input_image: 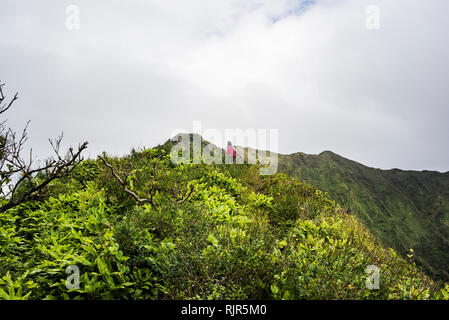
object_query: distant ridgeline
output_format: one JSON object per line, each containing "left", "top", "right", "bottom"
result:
{"left": 278, "top": 150, "right": 449, "bottom": 280}
{"left": 166, "top": 134, "right": 449, "bottom": 280}
{"left": 164, "top": 133, "right": 278, "bottom": 174}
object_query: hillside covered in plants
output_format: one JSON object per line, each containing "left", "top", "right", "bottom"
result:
{"left": 278, "top": 151, "right": 449, "bottom": 280}
{"left": 1, "top": 138, "right": 448, "bottom": 300}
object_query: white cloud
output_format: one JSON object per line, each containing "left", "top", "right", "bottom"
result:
{"left": 0, "top": 0, "right": 448, "bottom": 171}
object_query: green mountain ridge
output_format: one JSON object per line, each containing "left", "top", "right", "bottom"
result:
{"left": 2, "top": 133, "right": 448, "bottom": 299}
{"left": 165, "top": 134, "right": 449, "bottom": 279}
{"left": 277, "top": 149, "right": 449, "bottom": 280}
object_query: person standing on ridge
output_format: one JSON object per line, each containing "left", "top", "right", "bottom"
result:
{"left": 226, "top": 141, "right": 236, "bottom": 164}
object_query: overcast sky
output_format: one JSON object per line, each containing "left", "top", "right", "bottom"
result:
{"left": 1, "top": 0, "right": 448, "bottom": 172}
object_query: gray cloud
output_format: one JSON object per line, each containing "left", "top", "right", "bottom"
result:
{"left": 0, "top": 0, "right": 448, "bottom": 171}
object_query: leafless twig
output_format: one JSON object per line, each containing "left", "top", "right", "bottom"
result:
{"left": 98, "top": 155, "right": 153, "bottom": 205}
{"left": 177, "top": 184, "right": 195, "bottom": 204}
{"left": 98, "top": 152, "right": 195, "bottom": 207}
{"left": 0, "top": 81, "right": 88, "bottom": 213}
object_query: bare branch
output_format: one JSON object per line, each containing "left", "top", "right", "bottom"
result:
{"left": 98, "top": 152, "right": 193, "bottom": 208}
{"left": 0, "top": 141, "right": 88, "bottom": 213}
{"left": 0, "top": 81, "right": 18, "bottom": 115}
{"left": 177, "top": 185, "right": 195, "bottom": 204}
{"left": 0, "top": 82, "right": 88, "bottom": 213}
{"left": 98, "top": 155, "right": 153, "bottom": 205}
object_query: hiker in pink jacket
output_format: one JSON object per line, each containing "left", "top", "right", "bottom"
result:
{"left": 226, "top": 141, "right": 236, "bottom": 164}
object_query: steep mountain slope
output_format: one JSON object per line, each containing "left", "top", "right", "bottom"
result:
{"left": 1, "top": 135, "right": 445, "bottom": 299}
{"left": 278, "top": 150, "right": 449, "bottom": 280}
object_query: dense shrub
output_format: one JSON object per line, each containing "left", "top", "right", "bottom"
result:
{"left": 0, "top": 146, "right": 445, "bottom": 299}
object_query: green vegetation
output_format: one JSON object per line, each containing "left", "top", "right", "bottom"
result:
{"left": 278, "top": 150, "right": 449, "bottom": 280}
{"left": 1, "top": 138, "right": 447, "bottom": 300}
